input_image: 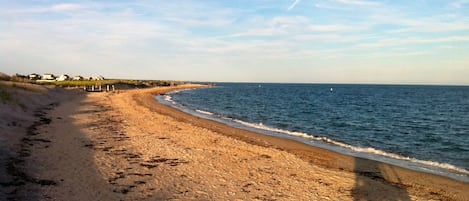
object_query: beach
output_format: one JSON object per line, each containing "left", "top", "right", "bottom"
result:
{"left": 1, "top": 83, "right": 468, "bottom": 200}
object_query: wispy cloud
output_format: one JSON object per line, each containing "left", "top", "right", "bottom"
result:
{"left": 314, "top": 0, "right": 382, "bottom": 10}
{"left": 449, "top": 0, "right": 469, "bottom": 8}
{"left": 0, "top": 0, "right": 468, "bottom": 84}
{"left": 50, "top": 3, "right": 82, "bottom": 12}
{"left": 308, "top": 24, "right": 363, "bottom": 32}
{"left": 335, "top": 0, "right": 381, "bottom": 6}
{"left": 354, "top": 36, "right": 469, "bottom": 49}
{"left": 287, "top": 0, "right": 302, "bottom": 11}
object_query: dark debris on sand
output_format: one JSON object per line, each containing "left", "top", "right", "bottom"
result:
{"left": 2, "top": 103, "right": 59, "bottom": 200}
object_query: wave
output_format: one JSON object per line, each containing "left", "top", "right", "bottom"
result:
{"left": 232, "top": 119, "right": 469, "bottom": 175}
{"left": 196, "top": 109, "right": 214, "bottom": 116}
{"left": 157, "top": 91, "right": 469, "bottom": 177}
{"left": 163, "top": 95, "right": 176, "bottom": 105}
{"left": 163, "top": 88, "right": 198, "bottom": 105}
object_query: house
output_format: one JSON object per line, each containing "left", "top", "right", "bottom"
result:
{"left": 93, "top": 75, "right": 105, "bottom": 80}
{"left": 42, "top": 73, "right": 55, "bottom": 80}
{"left": 28, "top": 73, "right": 41, "bottom": 80}
{"left": 56, "top": 74, "right": 70, "bottom": 81}
{"left": 72, "top": 75, "right": 84, "bottom": 81}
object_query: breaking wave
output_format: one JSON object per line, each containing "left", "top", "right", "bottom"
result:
{"left": 232, "top": 119, "right": 469, "bottom": 175}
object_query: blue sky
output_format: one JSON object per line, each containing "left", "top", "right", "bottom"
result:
{"left": 1, "top": 0, "right": 468, "bottom": 84}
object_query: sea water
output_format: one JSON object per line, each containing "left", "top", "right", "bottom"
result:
{"left": 157, "top": 83, "right": 469, "bottom": 182}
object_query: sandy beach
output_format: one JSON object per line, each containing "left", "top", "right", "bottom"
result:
{"left": 1, "top": 82, "right": 468, "bottom": 201}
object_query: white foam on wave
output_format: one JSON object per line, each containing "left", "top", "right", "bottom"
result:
{"left": 163, "top": 95, "right": 176, "bottom": 105}
{"left": 157, "top": 89, "right": 469, "bottom": 177}
{"left": 196, "top": 109, "right": 214, "bottom": 116}
{"left": 163, "top": 88, "right": 197, "bottom": 105}
{"left": 232, "top": 119, "right": 469, "bottom": 175}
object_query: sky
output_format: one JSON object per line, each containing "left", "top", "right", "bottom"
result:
{"left": 1, "top": 0, "right": 468, "bottom": 84}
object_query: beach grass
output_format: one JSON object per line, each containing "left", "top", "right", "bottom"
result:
{"left": 41, "top": 79, "right": 183, "bottom": 88}
{"left": 0, "top": 84, "right": 26, "bottom": 109}
{"left": 11, "top": 82, "right": 44, "bottom": 93}
{"left": 49, "top": 80, "right": 120, "bottom": 87}
{"left": 0, "top": 85, "right": 12, "bottom": 103}
{"left": 0, "top": 72, "right": 184, "bottom": 88}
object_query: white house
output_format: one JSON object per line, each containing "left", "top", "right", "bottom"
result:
{"left": 42, "top": 74, "right": 55, "bottom": 80}
{"left": 56, "top": 74, "right": 70, "bottom": 81}
{"left": 28, "top": 73, "right": 41, "bottom": 80}
{"left": 93, "top": 75, "right": 105, "bottom": 80}
{"left": 72, "top": 75, "right": 84, "bottom": 81}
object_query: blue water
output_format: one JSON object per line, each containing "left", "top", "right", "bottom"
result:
{"left": 158, "top": 83, "right": 469, "bottom": 181}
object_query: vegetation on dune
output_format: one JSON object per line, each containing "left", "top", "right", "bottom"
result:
{"left": 48, "top": 80, "right": 119, "bottom": 87}
{"left": 11, "top": 82, "right": 42, "bottom": 93}
{"left": 0, "top": 83, "right": 29, "bottom": 109}
{"left": 0, "top": 72, "right": 185, "bottom": 90}
{"left": 0, "top": 72, "right": 11, "bottom": 81}
{"left": 0, "top": 85, "right": 12, "bottom": 103}
{"left": 47, "top": 79, "right": 184, "bottom": 88}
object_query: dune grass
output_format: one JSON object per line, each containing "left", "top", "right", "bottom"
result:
{"left": 0, "top": 85, "right": 12, "bottom": 103}
{"left": 2, "top": 74, "right": 185, "bottom": 91}
{"left": 47, "top": 79, "right": 182, "bottom": 88}
{"left": 0, "top": 83, "right": 29, "bottom": 109}
{"left": 49, "top": 80, "right": 119, "bottom": 87}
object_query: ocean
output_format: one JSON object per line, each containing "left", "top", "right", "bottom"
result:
{"left": 156, "top": 83, "right": 469, "bottom": 182}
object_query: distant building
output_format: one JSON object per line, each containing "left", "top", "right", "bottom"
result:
{"left": 93, "top": 75, "right": 105, "bottom": 80}
{"left": 56, "top": 74, "right": 70, "bottom": 81}
{"left": 72, "top": 75, "right": 84, "bottom": 81}
{"left": 42, "top": 73, "right": 55, "bottom": 80}
{"left": 28, "top": 73, "right": 41, "bottom": 80}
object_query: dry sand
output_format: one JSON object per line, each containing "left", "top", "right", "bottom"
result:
{"left": 1, "top": 83, "right": 468, "bottom": 201}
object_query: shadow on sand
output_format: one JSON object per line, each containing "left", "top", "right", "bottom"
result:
{"left": 352, "top": 157, "right": 411, "bottom": 201}
{"left": 1, "top": 101, "right": 61, "bottom": 200}
{"left": 1, "top": 90, "right": 178, "bottom": 200}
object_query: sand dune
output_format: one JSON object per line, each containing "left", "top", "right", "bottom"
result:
{"left": 1, "top": 83, "right": 467, "bottom": 200}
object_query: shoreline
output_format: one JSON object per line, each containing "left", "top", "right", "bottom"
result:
{"left": 157, "top": 92, "right": 469, "bottom": 183}
{"left": 136, "top": 85, "right": 469, "bottom": 199}
{"left": 2, "top": 83, "right": 468, "bottom": 200}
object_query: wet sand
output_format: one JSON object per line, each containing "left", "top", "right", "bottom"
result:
{"left": 1, "top": 83, "right": 468, "bottom": 200}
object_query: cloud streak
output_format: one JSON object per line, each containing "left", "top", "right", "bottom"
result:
{"left": 50, "top": 3, "right": 82, "bottom": 12}
{"left": 288, "top": 0, "right": 301, "bottom": 10}
{"left": 335, "top": 0, "right": 380, "bottom": 6}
